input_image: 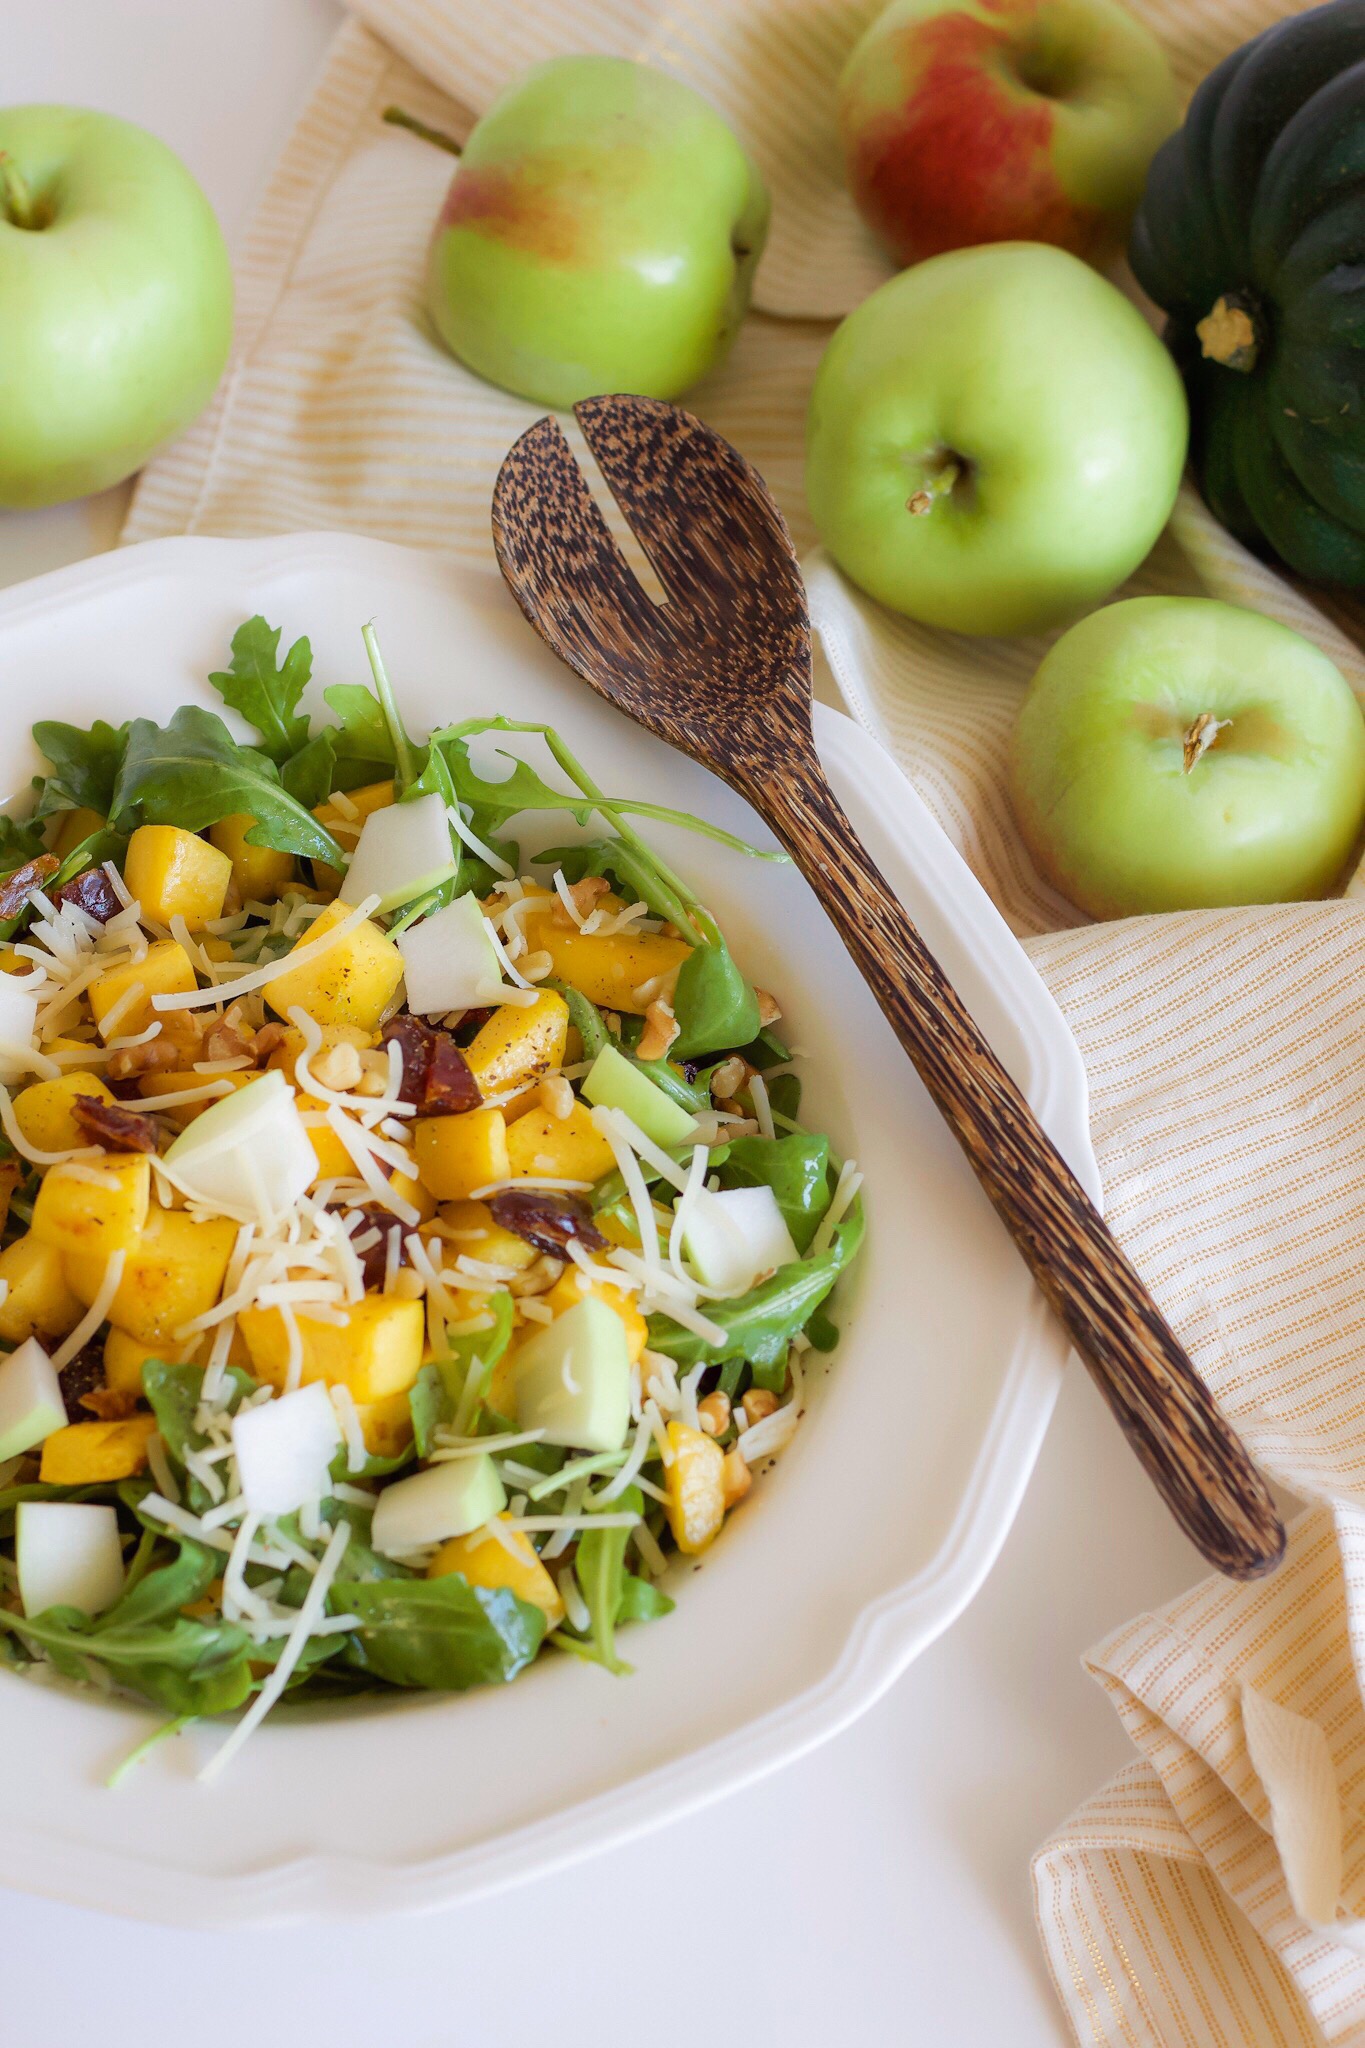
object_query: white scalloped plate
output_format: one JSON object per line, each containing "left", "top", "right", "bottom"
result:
{"left": 0, "top": 534, "right": 1096, "bottom": 1926}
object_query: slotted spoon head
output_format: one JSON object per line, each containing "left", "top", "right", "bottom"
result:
{"left": 491, "top": 394, "right": 815, "bottom": 776}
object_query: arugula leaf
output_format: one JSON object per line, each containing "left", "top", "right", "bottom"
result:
{"left": 410, "top": 1362, "right": 448, "bottom": 1458}
{"left": 31, "top": 719, "right": 129, "bottom": 820}
{"left": 320, "top": 684, "right": 397, "bottom": 789}
{"left": 721, "top": 1133, "right": 831, "bottom": 1253}
{"left": 101, "top": 1535, "right": 220, "bottom": 1628}
{"left": 547, "top": 980, "right": 609, "bottom": 1062}
{"left": 574, "top": 1485, "right": 642, "bottom": 1675}
{"left": 280, "top": 730, "right": 336, "bottom": 810}
{"left": 332, "top": 1574, "right": 546, "bottom": 1688}
{"left": 0, "top": 1602, "right": 255, "bottom": 1716}
{"left": 110, "top": 706, "right": 344, "bottom": 865}
{"left": 617, "top": 1574, "right": 674, "bottom": 1625}
{"left": 208, "top": 615, "right": 312, "bottom": 764}
{"left": 435, "top": 1289, "right": 515, "bottom": 1433}
{"left": 141, "top": 1361, "right": 258, "bottom": 1511}
{"left": 536, "top": 838, "right": 697, "bottom": 937}
{"left": 670, "top": 934, "right": 759, "bottom": 1061}
{"left": 646, "top": 1198, "right": 865, "bottom": 1379}
{"left": 0, "top": 815, "right": 48, "bottom": 866}
{"left": 433, "top": 729, "right": 594, "bottom": 837}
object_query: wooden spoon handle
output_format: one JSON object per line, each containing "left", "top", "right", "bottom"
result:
{"left": 744, "top": 750, "right": 1284, "bottom": 1581}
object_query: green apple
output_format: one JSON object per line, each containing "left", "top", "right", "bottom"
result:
{"left": 805, "top": 242, "right": 1187, "bottom": 636}
{"left": 0, "top": 106, "right": 233, "bottom": 509}
{"left": 1009, "top": 596, "right": 1365, "bottom": 918}
{"left": 423, "top": 57, "right": 769, "bottom": 408}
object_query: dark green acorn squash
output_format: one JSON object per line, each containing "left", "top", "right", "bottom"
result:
{"left": 1129, "top": 0, "right": 1365, "bottom": 587}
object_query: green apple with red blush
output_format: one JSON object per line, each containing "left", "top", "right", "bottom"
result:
{"left": 414, "top": 57, "right": 770, "bottom": 409}
{"left": 1010, "top": 598, "right": 1365, "bottom": 919}
{"left": 839, "top": 0, "right": 1179, "bottom": 266}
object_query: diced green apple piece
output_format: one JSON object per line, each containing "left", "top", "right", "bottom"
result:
{"left": 582, "top": 1042, "right": 696, "bottom": 1148}
{"left": 370, "top": 1454, "right": 507, "bottom": 1557}
{"left": 512, "top": 1296, "right": 631, "bottom": 1452}
{"left": 343, "top": 790, "right": 455, "bottom": 912}
{"left": 16, "top": 1501, "right": 125, "bottom": 1616}
{"left": 165, "top": 1069, "right": 315, "bottom": 1224}
{"left": 397, "top": 891, "right": 504, "bottom": 1016}
{"left": 682, "top": 1184, "right": 798, "bottom": 1295}
{"left": 0, "top": 1336, "right": 66, "bottom": 1463}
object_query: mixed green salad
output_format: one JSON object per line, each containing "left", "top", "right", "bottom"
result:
{"left": 0, "top": 614, "right": 864, "bottom": 1780}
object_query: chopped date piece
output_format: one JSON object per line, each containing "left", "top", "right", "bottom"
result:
{"left": 72, "top": 1095, "right": 158, "bottom": 1153}
{"left": 489, "top": 1188, "right": 607, "bottom": 1258}
{"left": 59, "top": 1343, "right": 106, "bottom": 1421}
{"left": 380, "top": 1014, "right": 481, "bottom": 1115}
{"left": 0, "top": 854, "right": 59, "bottom": 920}
{"left": 55, "top": 865, "right": 121, "bottom": 924}
{"left": 343, "top": 1203, "right": 409, "bottom": 1291}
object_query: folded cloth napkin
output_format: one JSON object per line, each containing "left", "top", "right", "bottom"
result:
{"left": 123, "top": 1, "right": 1365, "bottom": 2037}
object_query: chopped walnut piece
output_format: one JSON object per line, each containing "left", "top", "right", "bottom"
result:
{"left": 354, "top": 1049, "right": 392, "bottom": 1097}
{"left": 253, "top": 1022, "right": 289, "bottom": 1060}
{"left": 539, "top": 1075, "right": 574, "bottom": 1121}
{"left": 311, "top": 1040, "right": 363, "bottom": 1092}
{"left": 507, "top": 1253, "right": 565, "bottom": 1297}
{"left": 697, "top": 1391, "right": 731, "bottom": 1437}
{"left": 755, "top": 989, "right": 782, "bottom": 1027}
{"left": 551, "top": 874, "right": 612, "bottom": 927}
{"left": 107, "top": 1036, "right": 180, "bottom": 1081}
{"left": 710, "top": 1056, "right": 750, "bottom": 1102}
{"left": 202, "top": 1018, "right": 254, "bottom": 1064}
{"left": 637, "top": 1000, "right": 679, "bottom": 1063}
{"left": 742, "top": 1388, "right": 779, "bottom": 1427}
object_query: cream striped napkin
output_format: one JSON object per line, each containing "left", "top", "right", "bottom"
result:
{"left": 123, "top": 3, "right": 1365, "bottom": 2037}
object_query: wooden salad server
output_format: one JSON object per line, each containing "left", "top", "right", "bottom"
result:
{"left": 490, "top": 394, "right": 1286, "bottom": 1582}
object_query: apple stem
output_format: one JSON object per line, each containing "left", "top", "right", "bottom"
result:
{"left": 0, "top": 154, "right": 37, "bottom": 230}
{"left": 1182, "top": 712, "right": 1231, "bottom": 773}
{"left": 906, "top": 460, "right": 962, "bottom": 518}
{"left": 382, "top": 106, "right": 463, "bottom": 159}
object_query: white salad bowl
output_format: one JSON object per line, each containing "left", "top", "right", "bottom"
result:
{"left": 0, "top": 533, "right": 1097, "bottom": 1926}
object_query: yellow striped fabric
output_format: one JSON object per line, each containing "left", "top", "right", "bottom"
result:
{"left": 122, "top": 2, "right": 1365, "bottom": 2039}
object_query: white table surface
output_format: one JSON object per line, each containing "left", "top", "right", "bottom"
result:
{"left": 1, "top": 7, "right": 1208, "bottom": 2041}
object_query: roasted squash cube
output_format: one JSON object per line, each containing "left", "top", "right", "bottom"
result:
{"left": 40, "top": 1413, "right": 157, "bottom": 1485}
{"left": 414, "top": 1107, "right": 509, "bottom": 1201}
{"left": 389, "top": 1166, "right": 437, "bottom": 1224}
{"left": 237, "top": 1293, "right": 424, "bottom": 1403}
{"left": 103, "top": 1326, "right": 178, "bottom": 1396}
{"left": 124, "top": 825, "right": 233, "bottom": 930}
{"left": 207, "top": 813, "right": 295, "bottom": 904}
{"left": 664, "top": 1421, "right": 725, "bottom": 1555}
{"left": 89, "top": 939, "right": 198, "bottom": 1040}
{"left": 263, "top": 899, "right": 404, "bottom": 1032}
{"left": 522, "top": 911, "right": 691, "bottom": 1015}
{"left": 32, "top": 1154, "right": 151, "bottom": 1260}
{"left": 64, "top": 1203, "right": 236, "bottom": 1348}
{"left": 428, "top": 1515, "right": 564, "bottom": 1625}
{"left": 505, "top": 1101, "right": 615, "bottom": 1185}
{"left": 464, "top": 991, "right": 569, "bottom": 1097}
{"left": 354, "top": 1387, "right": 416, "bottom": 1461}
{"left": 13, "top": 1072, "right": 115, "bottom": 1153}
{"left": 0, "top": 1233, "right": 84, "bottom": 1345}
